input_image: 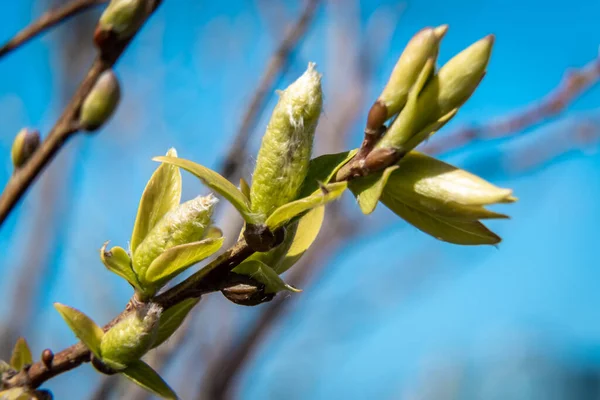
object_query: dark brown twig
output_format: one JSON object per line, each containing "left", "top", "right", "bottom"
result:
{"left": 421, "top": 53, "right": 600, "bottom": 155}
{"left": 0, "top": 0, "right": 161, "bottom": 227}
{"left": 219, "top": 0, "right": 322, "bottom": 181}
{"left": 0, "top": 0, "right": 108, "bottom": 59}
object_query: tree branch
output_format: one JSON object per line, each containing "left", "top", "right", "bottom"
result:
{"left": 421, "top": 53, "right": 600, "bottom": 155}
{"left": 0, "top": 0, "right": 161, "bottom": 227}
{"left": 0, "top": 0, "right": 108, "bottom": 59}
{"left": 219, "top": 0, "right": 322, "bottom": 181}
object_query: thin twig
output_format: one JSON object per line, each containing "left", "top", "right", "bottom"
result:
{"left": 0, "top": 0, "right": 161, "bottom": 227}
{"left": 219, "top": 0, "right": 322, "bottom": 181}
{"left": 421, "top": 53, "right": 600, "bottom": 155}
{"left": 0, "top": 0, "right": 108, "bottom": 59}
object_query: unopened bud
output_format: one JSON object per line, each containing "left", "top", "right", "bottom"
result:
{"left": 79, "top": 70, "right": 121, "bottom": 132}
{"left": 100, "top": 304, "right": 161, "bottom": 370}
{"left": 41, "top": 349, "right": 54, "bottom": 369}
{"left": 249, "top": 62, "right": 322, "bottom": 220}
{"left": 95, "top": 0, "right": 146, "bottom": 48}
{"left": 371, "top": 26, "right": 444, "bottom": 130}
{"left": 11, "top": 128, "right": 40, "bottom": 169}
{"left": 133, "top": 195, "right": 216, "bottom": 280}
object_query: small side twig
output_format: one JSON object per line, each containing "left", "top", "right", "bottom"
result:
{"left": 0, "top": 0, "right": 108, "bottom": 59}
{"left": 0, "top": 0, "right": 161, "bottom": 227}
{"left": 219, "top": 0, "right": 322, "bottom": 181}
{"left": 421, "top": 53, "right": 600, "bottom": 155}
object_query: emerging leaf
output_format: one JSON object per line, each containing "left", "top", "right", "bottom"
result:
{"left": 233, "top": 260, "right": 301, "bottom": 294}
{"left": 54, "top": 303, "right": 103, "bottom": 358}
{"left": 100, "top": 242, "right": 140, "bottom": 289}
{"left": 349, "top": 166, "right": 399, "bottom": 214}
{"left": 265, "top": 182, "right": 347, "bottom": 230}
{"left": 10, "top": 338, "right": 32, "bottom": 371}
{"left": 142, "top": 237, "right": 224, "bottom": 291}
{"left": 380, "top": 195, "right": 501, "bottom": 245}
{"left": 100, "top": 304, "right": 161, "bottom": 370}
{"left": 205, "top": 226, "right": 223, "bottom": 239}
{"left": 239, "top": 178, "right": 251, "bottom": 200}
{"left": 122, "top": 360, "right": 177, "bottom": 400}
{"left": 153, "top": 298, "right": 200, "bottom": 348}
{"left": 275, "top": 206, "right": 325, "bottom": 274}
{"left": 131, "top": 148, "right": 182, "bottom": 254}
{"left": 300, "top": 150, "right": 357, "bottom": 198}
{"left": 153, "top": 156, "right": 255, "bottom": 223}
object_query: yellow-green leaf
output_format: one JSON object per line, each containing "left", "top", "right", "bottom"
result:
{"left": 381, "top": 194, "right": 501, "bottom": 245}
{"left": 300, "top": 150, "right": 357, "bottom": 198}
{"left": 0, "top": 360, "right": 12, "bottom": 374}
{"left": 122, "top": 360, "right": 177, "bottom": 400}
{"left": 10, "top": 338, "right": 32, "bottom": 371}
{"left": 349, "top": 165, "right": 399, "bottom": 214}
{"left": 403, "top": 108, "right": 458, "bottom": 152}
{"left": 153, "top": 298, "right": 200, "bottom": 348}
{"left": 205, "top": 226, "right": 223, "bottom": 239}
{"left": 143, "top": 238, "right": 224, "bottom": 290}
{"left": 131, "top": 148, "right": 182, "bottom": 253}
{"left": 153, "top": 156, "right": 255, "bottom": 223}
{"left": 275, "top": 206, "right": 325, "bottom": 274}
{"left": 100, "top": 242, "right": 140, "bottom": 289}
{"left": 233, "top": 260, "right": 301, "bottom": 294}
{"left": 266, "top": 182, "right": 347, "bottom": 230}
{"left": 239, "top": 178, "right": 251, "bottom": 200}
{"left": 54, "top": 303, "right": 103, "bottom": 358}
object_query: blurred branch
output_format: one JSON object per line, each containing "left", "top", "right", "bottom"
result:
{"left": 421, "top": 53, "right": 600, "bottom": 155}
{"left": 0, "top": 0, "right": 162, "bottom": 227}
{"left": 0, "top": 0, "right": 108, "bottom": 59}
{"left": 219, "top": 0, "right": 322, "bottom": 181}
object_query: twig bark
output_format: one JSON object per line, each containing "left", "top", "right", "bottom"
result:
{"left": 0, "top": 0, "right": 108, "bottom": 59}
{"left": 219, "top": 0, "right": 322, "bottom": 181}
{"left": 421, "top": 53, "right": 600, "bottom": 155}
{"left": 0, "top": 0, "right": 160, "bottom": 227}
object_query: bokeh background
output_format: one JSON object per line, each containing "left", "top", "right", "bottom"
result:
{"left": 1, "top": 0, "right": 600, "bottom": 399}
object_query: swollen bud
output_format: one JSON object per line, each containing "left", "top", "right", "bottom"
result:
{"left": 100, "top": 304, "right": 161, "bottom": 370}
{"left": 95, "top": 0, "right": 146, "bottom": 47}
{"left": 372, "top": 26, "right": 445, "bottom": 128}
{"left": 79, "top": 70, "right": 121, "bottom": 132}
{"left": 249, "top": 62, "right": 323, "bottom": 220}
{"left": 11, "top": 128, "right": 40, "bottom": 169}
{"left": 133, "top": 194, "right": 217, "bottom": 281}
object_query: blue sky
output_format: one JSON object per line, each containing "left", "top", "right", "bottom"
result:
{"left": 0, "top": 0, "right": 599, "bottom": 399}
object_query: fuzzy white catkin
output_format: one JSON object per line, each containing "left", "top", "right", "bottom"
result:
{"left": 249, "top": 63, "right": 323, "bottom": 220}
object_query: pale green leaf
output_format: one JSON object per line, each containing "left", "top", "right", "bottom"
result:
{"left": 10, "top": 338, "right": 32, "bottom": 371}
{"left": 404, "top": 107, "right": 458, "bottom": 152}
{"left": 122, "top": 360, "right": 178, "bottom": 400}
{"left": 233, "top": 260, "right": 301, "bottom": 294}
{"left": 380, "top": 193, "right": 501, "bottom": 245}
{"left": 153, "top": 298, "right": 200, "bottom": 348}
{"left": 300, "top": 150, "right": 357, "bottom": 198}
{"left": 349, "top": 165, "right": 399, "bottom": 214}
{"left": 54, "top": 303, "right": 103, "bottom": 358}
{"left": 131, "top": 148, "right": 182, "bottom": 253}
{"left": 100, "top": 242, "right": 140, "bottom": 289}
{"left": 275, "top": 206, "right": 325, "bottom": 274}
{"left": 266, "top": 182, "right": 347, "bottom": 230}
{"left": 153, "top": 156, "right": 255, "bottom": 223}
{"left": 143, "top": 238, "right": 224, "bottom": 290}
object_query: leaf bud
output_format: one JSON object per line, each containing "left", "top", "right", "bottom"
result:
{"left": 11, "top": 128, "right": 40, "bottom": 169}
{"left": 79, "top": 69, "right": 121, "bottom": 132}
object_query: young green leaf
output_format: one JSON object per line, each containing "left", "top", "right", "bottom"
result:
{"left": 380, "top": 194, "right": 501, "bottom": 245}
{"left": 402, "top": 108, "right": 458, "bottom": 153}
{"left": 142, "top": 237, "right": 224, "bottom": 291}
{"left": 122, "top": 360, "right": 178, "bottom": 400}
{"left": 239, "top": 178, "right": 251, "bottom": 200}
{"left": 10, "top": 338, "right": 32, "bottom": 371}
{"left": 205, "top": 226, "right": 224, "bottom": 239}
{"left": 233, "top": 260, "right": 301, "bottom": 294}
{"left": 153, "top": 156, "right": 255, "bottom": 223}
{"left": 266, "top": 182, "right": 347, "bottom": 230}
{"left": 152, "top": 298, "right": 200, "bottom": 348}
{"left": 54, "top": 303, "right": 103, "bottom": 358}
{"left": 100, "top": 242, "right": 140, "bottom": 289}
{"left": 275, "top": 206, "right": 325, "bottom": 274}
{"left": 300, "top": 150, "right": 357, "bottom": 198}
{"left": 348, "top": 165, "right": 399, "bottom": 214}
{"left": 131, "top": 148, "right": 182, "bottom": 254}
